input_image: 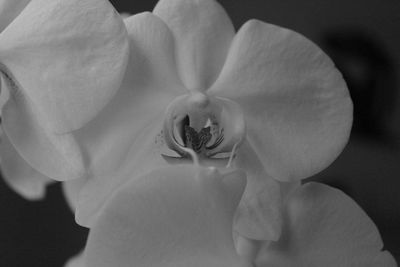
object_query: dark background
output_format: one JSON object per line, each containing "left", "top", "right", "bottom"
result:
{"left": 0, "top": 0, "right": 399, "bottom": 266}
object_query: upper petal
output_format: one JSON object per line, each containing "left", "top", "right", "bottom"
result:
{"left": 154, "top": 0, "right": 235, "bottom": 91}
{"left": 84, "top": 166, "right": 251, "bottom": 267}
{"left": 0, "top": 0, "right": 129, "bottom": 133}
{"left": 209, "top": 20, "right": 353, "bottom": 182}
{"left": 0, "top": 0, "right": 30, "bottom": 32}
{"left": 255, "top": 182, "right": 397, "bottom": 267}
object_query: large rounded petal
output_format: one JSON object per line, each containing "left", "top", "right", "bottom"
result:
{"left": 154, "top": 0, "right": 235, "bottom": 91}
{"left": 233, "top": 139, "right": 283, "bottom": 242}
{"left": 255, "top": 182, "right": 397, "bottom": 267}
{"left": 0, "top": 0, "right": 30, "bottom": 32}
{"left": 84, "top": 166, "right": 251, "bottom": 267}
{"left": 0, "top": 0, "right": 129, "bottom": 133}
{"left": 0, "top": 127, "right": 53, "bottom": 200}
{"left": 209, "top": 20, "right": 353, "bottom": 182}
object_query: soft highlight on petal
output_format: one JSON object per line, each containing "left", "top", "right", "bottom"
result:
{"left": 0, "top": 0, "right": 30, "bottom": 32}
{"left": 154, "top": 0, "right": 235, "bottom": 91}
{"left": 209, "top": 20, "right": 353, "bottom": 182}
{"left": 84, "top": 166, "right": 251, "bottom": 267}
{"left": 255, "top": 182, "right": 397, "bottom": 267}
{"left": 0, "top": 0, "right": 129, "bottom": 133}
{"left": 0, "top": 129, "right": 53, "bottom": 200}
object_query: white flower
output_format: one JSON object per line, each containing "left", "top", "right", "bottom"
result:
{"left": 69, "top": 0, "right": 352, "bottom": 244}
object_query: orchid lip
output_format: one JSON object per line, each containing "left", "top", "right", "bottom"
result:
{"left": 162, "top": 92, "right": 246, "bottom": 161}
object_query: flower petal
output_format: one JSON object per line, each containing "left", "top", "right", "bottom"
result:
{"left": 0, "top": 127, "right": 53, "bottom": 200}
{"left": 154, "top": 0, "right": 235, "bottom": 91}
{"left": 84, "top": 166, "right": 251, "bottom": 267}
{"left": 209, "top": 20, "right": 353, "bottom": 182}
{"left": 0, "top": 0, "right": 129, "bottom": 133}
{"left": 0, "top": 0, "right": 30, "bottom": 32}
{"left": 255, "top": 182, "right": 397, "bottom": 267}
{"left": 233, "top": 140, "right": 283, "bottom": 241}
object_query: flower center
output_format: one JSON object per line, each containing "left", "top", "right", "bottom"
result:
{"left": 162, "top": 92, "right": 245, "bottom": 161}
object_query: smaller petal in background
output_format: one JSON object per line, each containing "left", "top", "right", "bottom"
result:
{"left": 154, "top": 0, "right": 235, "bottom": 91}
{"left": 256, "top": 182, "right": 397, "bottom": 267}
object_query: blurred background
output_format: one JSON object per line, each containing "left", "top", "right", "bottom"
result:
{"left": 0, "top": 0, "right": 399, "bottom": 266}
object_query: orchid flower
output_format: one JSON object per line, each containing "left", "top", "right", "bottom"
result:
{"left": 0, "top": 0, "right": 395, "bottom": 266}
{"left": 69, "top": 0, "right": 352, "bottom": 242}
{"left": 0, "top": 0, "right": 129, "bottom": 198}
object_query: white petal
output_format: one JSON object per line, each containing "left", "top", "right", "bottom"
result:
{"left": 154, "top": 0, "right": 235, "bottom": 91}
{"left": 256, "top": 182, "right": 397, "bottom": 267}
{"left": 84, "top": 166, "right": 251, "bottom": 267}
{"left": 0, "top": 127, "right": 53, "bottom": 200}
{"left": 0, "top": 0, "right": 30, "bottom": 32}
{"left": 209, "top": 20, "right": 353, "bottom": 182}
{"left": 0, "top": 0, "right": 129, "bottom": 133}
{"left": 233, "top": 140, "right": 282, "bottom": 241}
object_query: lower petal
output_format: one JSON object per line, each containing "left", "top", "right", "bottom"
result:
{"left": 256, "top": 182, "right": 397, "bottom": 267}
{"left": 84, "top": 166, "right": 251, "bottom": 267}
